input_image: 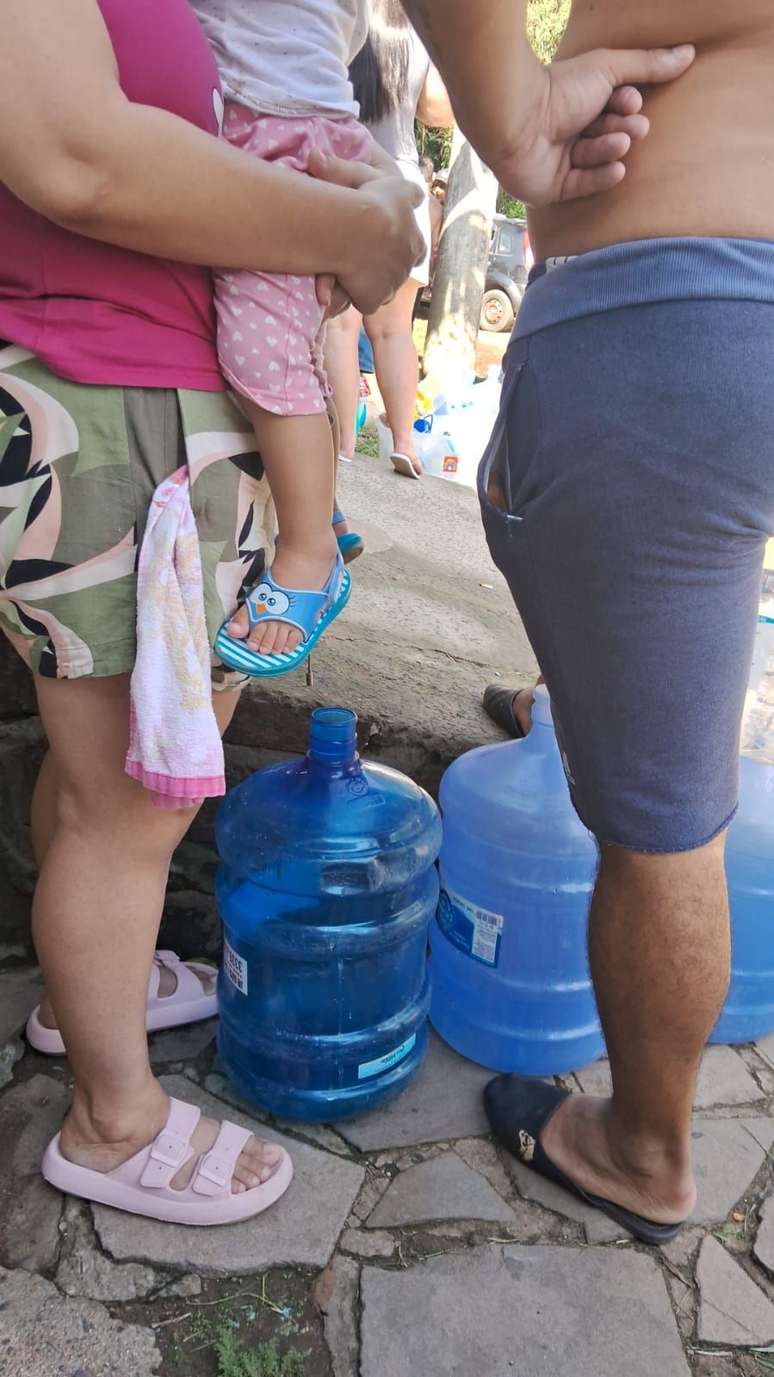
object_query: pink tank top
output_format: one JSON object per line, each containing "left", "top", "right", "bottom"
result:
{"left": 0, "top": 0, "right": 225, "bottom": 391}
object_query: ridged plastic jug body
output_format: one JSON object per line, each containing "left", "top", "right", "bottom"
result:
{"left": 430, "top": 687, "right": 602, "bottom": 1076}
{"left": 711, "top": 608, "right": 774, "bottom": 1043}
{"left": 216, "top": 709, "right": 442, "bottom": 1121}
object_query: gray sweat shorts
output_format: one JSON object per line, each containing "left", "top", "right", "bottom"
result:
{"left": 479, "top": 238, "right": 774, "bottom": 853}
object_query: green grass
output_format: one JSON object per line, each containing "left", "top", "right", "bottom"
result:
{"left": 214, "top": 1326, "right": 306, "bottom": 1377}
{"left": 355, "top": 420, "right": 378, "bottom": 460}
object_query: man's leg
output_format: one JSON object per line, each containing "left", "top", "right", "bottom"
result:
{"left": 541, "top": 838, "right": 729, "bottom": 1222}
{"left": 480, "top": 296, "right": 774, "bottom": 1224}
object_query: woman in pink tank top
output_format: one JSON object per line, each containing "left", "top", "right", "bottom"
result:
{"left": 0, "top": 0, "right": 422, "bottom": 1229}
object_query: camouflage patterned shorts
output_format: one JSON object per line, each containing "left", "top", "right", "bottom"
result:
{"left": 0, "top": 345, "right": 274, "bottom": 684}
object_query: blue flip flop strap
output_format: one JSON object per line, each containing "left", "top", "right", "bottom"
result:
{"left": 246, "top": 560, "right": 343, "bottom": 645}
{"left": 332, "top": 509, "right": 345, "bottom": 526}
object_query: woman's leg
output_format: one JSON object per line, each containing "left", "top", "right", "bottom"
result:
{"left": 31, "top": 750, "right": 215, "bottom": 1029}
{"left": 364, "top": 277, "right": 421, "bottom": 474}
{"left": 33, "top": 672, "right": 277, "bottom": 1190}
{"left": 324, "top": 306, "right": 363, "bottom": 461}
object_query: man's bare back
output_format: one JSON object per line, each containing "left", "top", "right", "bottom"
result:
{"left": 530, "top": 0, "right": 774, "bottom": 258}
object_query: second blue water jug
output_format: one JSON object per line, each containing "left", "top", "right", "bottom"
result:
{"left": 430, "top": 686, "right": 603, "bottom": 1076}
{"left": 216, "top": 707, "right": 442, "bottom": 1121}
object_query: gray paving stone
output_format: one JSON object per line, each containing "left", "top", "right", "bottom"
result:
{"left": 92, "top": 1075, "right": 363, "bottom": 1274}
{"left": 755, "top": 1030, "right": 774, "bottom": 1072}
{"left": 697, "top": 1236, "right": 774, "bottom": 1345}
{"left": 56, "top": 1199, "right": 198, "bottom": 1303}
{"left": 368, "top": 1151, "right": 515, "bottom": 1228}
{"left": 453, "top": 1135, "right": 518, "bottom": 1202}
{"left": 692, "top": 1119, "right": 774, "bottom": 1225}
{"left": 0, "top": 1265, "right": 160, "bottom": 1377}
{"left": 576, "top": 1046, "right": 764, "bottom": 1108}
{"left": 505, "top": 1157, "right": 627, "bottom": 1244}
{"left": 148, "top": 1018, "right": 217, "bottom": 1066}
{"left": 340, "top": 1228, "right": 395, "bottom": 1259}
{"left": 337, "top": 1031, "right": 491, "bottom": 1151}
{"left": 350, "top": 1169, "right": 391, "bottom": 1222}
{"left": 314, "top": 1255, "right": 359, "bottom": 1377}
{"left": 754, "top": 1195, "right": 774, "bottom": 1274}
{"left": 0, "top": 1037, "right": 22, "bottom": 1089}
{"left": 0, "top": 1073, "right": 67, "bottom": 1271}
{"left": 360, "top": 1244, "right": 689, "bottom": 1377}
{"left": 0, "top": 967, "right": 42, "bottom": 1043}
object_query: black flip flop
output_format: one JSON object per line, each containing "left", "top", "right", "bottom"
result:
{"left": 483, "top": 685, "right": 527, "bottom": 738}
{"left": 485, "top": 1075, "right": 686, "bottom": 1246}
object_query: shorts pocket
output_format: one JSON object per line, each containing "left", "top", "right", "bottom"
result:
{"left": 478, "top": 337, "right": 542, "bottom": 528}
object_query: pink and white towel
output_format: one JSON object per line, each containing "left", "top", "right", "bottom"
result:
{"left": 126, "top": 466, "right": 225, "bottom": 810}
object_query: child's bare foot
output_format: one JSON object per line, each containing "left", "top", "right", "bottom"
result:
{"left": 227, "top": 534, "right": 339, "bottom": 657}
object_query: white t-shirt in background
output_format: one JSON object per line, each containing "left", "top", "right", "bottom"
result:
{"left": 190, "top": 0, "right": 369, "bottom": 118}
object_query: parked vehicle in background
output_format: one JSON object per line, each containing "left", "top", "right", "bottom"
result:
{"left": 418, "top": 212, "right": 533, "bottom": 334}
{"left": 479, "top": 215, "right": 532, "bottom": 333}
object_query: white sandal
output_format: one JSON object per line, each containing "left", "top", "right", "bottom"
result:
{"left": 391, "top": 451, "right": 421, "bottom": 479}
{"left": 42, "top": 1096, "right": 293, "bottom": 1226}
{"left": 26, "top": 950, "right": 218, "bottom": 1056}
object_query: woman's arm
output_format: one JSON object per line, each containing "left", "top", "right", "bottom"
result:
{"left": 416, "top": 66, "right": 454, "bottom": 130}
{"left": 401, "top": 0, "right": 694, "bottom": 205}
{"left": 0, "top": 0, "right": 421, "bottom": 313}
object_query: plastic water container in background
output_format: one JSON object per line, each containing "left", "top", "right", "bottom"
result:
{"left": 711, "top": 572, "right": 774, "bottom": 1043}
{"left": 216, "top": 708, "right": 442, "bottom": 1121}
{"left": 430, "top": 685, "right": 602, "bottom": 1076}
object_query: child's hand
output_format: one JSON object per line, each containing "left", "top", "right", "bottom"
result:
{"left": 316, "top": 273, "right": 350, "bottom": 319}
{"left": 309, "top": 149, "right": 424, "bottom": 316}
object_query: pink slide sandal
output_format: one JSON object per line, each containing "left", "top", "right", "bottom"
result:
{"left": 42, "top": 1097, "right": 293, "bottom": 1226}
{"left": 26, "top": 950, "right": 218, "bottom": 1056}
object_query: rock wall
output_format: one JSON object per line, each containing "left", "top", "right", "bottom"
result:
{"left": 1, "top": 635, "right": 507, "bottom": 962}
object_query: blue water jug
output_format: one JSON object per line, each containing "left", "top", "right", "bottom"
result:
{"left": 711, "top": 600, "right": 774, "bottom": 1043}
{"left": 216, "top": 707, "right": 442, "bottom": 1121}
{"left": 430, "top": 686, "right": 603, "bottom": 1076}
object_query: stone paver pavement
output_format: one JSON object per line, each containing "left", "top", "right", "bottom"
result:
{"left": 361, "top": 1245, "right": 691, "bottom": 1377}
{"left": 0, "top": 1265, "right": 160, "bottom": 1377}
{"left": 367, "top": 1151, "right": 517, "bottom": 1227}
{"left": 697, "top": 1236, "right": 774, "bottom": 1345}
{"left": 4, "top": 954, "right": 774, "bottom": 1375}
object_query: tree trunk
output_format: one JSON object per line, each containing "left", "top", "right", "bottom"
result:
{"left": 422, "top": 126, "right": 498, "bottom": 390}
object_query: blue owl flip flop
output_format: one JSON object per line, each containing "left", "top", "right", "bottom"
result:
{"left": 214, "top": 552, "right": 351, "bottom": 678}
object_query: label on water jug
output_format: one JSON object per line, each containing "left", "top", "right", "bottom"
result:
{"left": 223, "top": 939, "right": 248, "bottom": 996}
{"left": 437, "top": 887, "right": 504, "bottom": 968}
{"left": 358, "top": 1033, "right": 417, "bottom": 1081}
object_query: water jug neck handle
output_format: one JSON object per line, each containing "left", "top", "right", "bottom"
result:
{"left": 308, "top": 706, "right": 358, "bottom": 768}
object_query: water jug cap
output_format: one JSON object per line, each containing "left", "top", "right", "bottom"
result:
{"left": 308, "top": 706, "right": 358, "bottom": 766}
{"left": 532, "top": 683, "right": 553, "bottom": 727}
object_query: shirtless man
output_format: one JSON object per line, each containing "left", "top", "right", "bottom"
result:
{"left": 397, "top": 1, "right": 773, "bottom": 1242}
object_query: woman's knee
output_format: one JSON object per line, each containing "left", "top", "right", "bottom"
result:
{"left": 55, "top": 770, "right": 198, "bottom": 858}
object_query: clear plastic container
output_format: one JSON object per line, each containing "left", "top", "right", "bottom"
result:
{"left": 429, "top": 686, "right": 603, "bottom": 1076}
{"left": 215, "top": 708, "right": 442, "bottom": 1121}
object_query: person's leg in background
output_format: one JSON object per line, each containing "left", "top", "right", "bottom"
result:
{"left": 364, "top": 276, "right": 422, "bottom": 476}
{"left": 32, "top": 672, "right": 280, "bottom": 1189}
{"left": 481, "top": 296, "right": 774, "bottom": 1228}
{"left": 325, "top": 305, "right": 364, "bottom": 462}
